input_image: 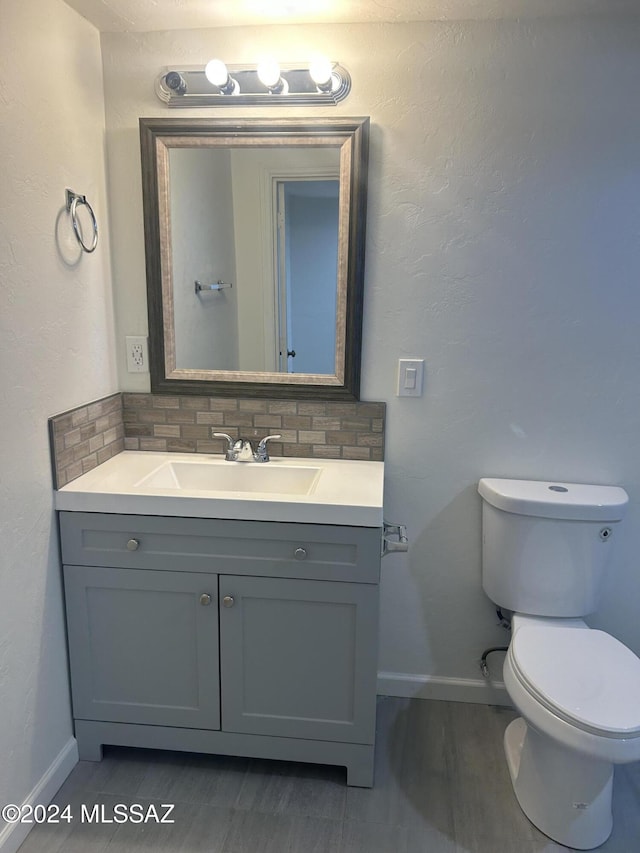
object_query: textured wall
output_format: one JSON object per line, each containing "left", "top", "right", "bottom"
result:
{"left": 101, "top": 13, "right": 640, "bottom": 699}
{"left": 0, "top": 0, "right": 117, "bottom": 828}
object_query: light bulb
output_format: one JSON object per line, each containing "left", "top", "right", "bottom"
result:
{"left": 309, "top": 56, "right": 333, "bottom": 88}
{"left": 204, "top": 59, "right": 238, "bottom": 95}
{"left": 205, "top": 59, "right": 229, "bottom": 87}
{"left": 257, "top": 58, "right": 282, "bottom": 89}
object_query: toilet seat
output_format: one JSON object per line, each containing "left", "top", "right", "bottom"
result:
{"left": 509, "top": 624, "right": 640, "bottom": 739}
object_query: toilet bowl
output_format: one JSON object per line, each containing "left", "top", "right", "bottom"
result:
{"left": 501, "top": 615, "right": 640, "bottom": 849}
{"left": 478, "top": 477, "right": 640, "bottom": 849}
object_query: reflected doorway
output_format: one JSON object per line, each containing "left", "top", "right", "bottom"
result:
{"left": 275, "top": 180, "right": 340, "bottom": 374}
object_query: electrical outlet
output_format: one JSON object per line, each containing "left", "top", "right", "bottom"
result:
{"left": 125, "top": 336, "right": 148, "bottom": 373}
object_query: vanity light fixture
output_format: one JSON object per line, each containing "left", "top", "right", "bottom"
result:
{"left": 155, "top": 59, "right": 351, "bottom": 107}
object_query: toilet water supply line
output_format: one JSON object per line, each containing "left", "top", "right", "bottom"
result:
{"left": 480, "top": 647, "right": 509, "bottom": 677}
{"left": 479, "top": 608, "right": 511, "bottom": 677}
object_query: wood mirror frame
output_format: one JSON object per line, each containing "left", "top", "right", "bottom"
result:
{"left": 139, "top": 116, "right": 370, "bottom": 400}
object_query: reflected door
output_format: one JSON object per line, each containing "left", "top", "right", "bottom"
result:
{"left": 276, "top": 180, "right": 340, "bottom": 374}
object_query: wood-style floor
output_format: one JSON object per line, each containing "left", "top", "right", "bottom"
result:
{"left": 17, "top": 698, "right": 640, "bottom": 852}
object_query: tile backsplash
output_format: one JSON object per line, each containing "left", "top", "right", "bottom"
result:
{"left": 49, "top": 393, "right": 125, "bottom": 488}
{"left": 50, "top": 392, "right": 386, "bottom": 488}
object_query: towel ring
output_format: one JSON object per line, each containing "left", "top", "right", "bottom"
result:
{"left": 66, "top": 189, "right": 98, "bottom": 253}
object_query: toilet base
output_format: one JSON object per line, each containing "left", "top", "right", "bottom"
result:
{"left": 504, "top": 718, "right": 614, "bottom": 850}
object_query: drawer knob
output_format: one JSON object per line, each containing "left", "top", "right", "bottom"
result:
{"left": 126, "top": 538, "right": 140, "bottom": 551}
{"left": 200, "top": 593, "right": 212, "bottom": 606}
{"left": 222, "top": 595, "right": 235, "bottom": 608}
{"left": 294, "top": 547, "right": 307, "bottom": 561}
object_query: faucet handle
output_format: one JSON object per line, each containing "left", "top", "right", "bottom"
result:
{"left": 256, "top": 434, "right": 282, "bottom": 462}
{"left": 212, "top": 432, "right": 237, "bottom": 461}
{"left": 212, "top": 431, "right": 234, "bottom": 446}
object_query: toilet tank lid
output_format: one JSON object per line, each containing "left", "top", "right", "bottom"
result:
{"left": 478, "top": 478, "right": 628, "bottom": 521}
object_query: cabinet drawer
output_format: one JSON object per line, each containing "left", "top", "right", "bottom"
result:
{"left": 59, "top": 512, "right": 381, "bottom": 583}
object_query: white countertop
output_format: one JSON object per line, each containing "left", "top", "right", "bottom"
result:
{"left": 55, "top": 451, "right": 384, "bottom": 527}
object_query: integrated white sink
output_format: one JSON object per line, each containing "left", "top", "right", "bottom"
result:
{"left": 135, "top": 460, "right": 321, "bottom": 496}
{"left": 54, "top": 451, "right": 384, "bottom": 527}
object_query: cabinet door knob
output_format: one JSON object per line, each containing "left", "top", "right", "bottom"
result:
{"left": 199, "top": 593, "right": 212, "bottom": 606}
{"left": 222, "top": 595, "right": 235, "bottom": 608}
{"left": 294, "top": 547, "right": 307, "bottom": 560}
{"left": 126, "top": 538, "right": 140, "bottom": 551}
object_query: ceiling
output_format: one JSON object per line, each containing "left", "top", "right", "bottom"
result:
{"left": 62, "top": 0, "right": 640, "bottom": 33}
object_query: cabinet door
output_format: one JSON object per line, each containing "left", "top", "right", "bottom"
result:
{"left": 64, "top": 566, "right": 220, "bottom": 729}
{"left": 219, "top": 575, "right": 378, "bottom": 744}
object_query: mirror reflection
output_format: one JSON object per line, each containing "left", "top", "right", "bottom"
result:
{"left": 168, "top": 145, "right": 340, "bottom": 375}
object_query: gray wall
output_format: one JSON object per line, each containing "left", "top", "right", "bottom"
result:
{"left": 101, "top": 14, "right": 640, "bottom": 701}
{"left": 0, "top": 0, "right": 118, "bottom": 841}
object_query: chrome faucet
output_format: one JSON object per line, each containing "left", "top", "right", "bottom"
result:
{"left": 213, "top": 432, "right": 282, "bottom": 463}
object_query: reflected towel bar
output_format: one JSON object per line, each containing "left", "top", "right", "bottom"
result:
{"left": 195, "top": 280, "right": 233, "bottom": 293}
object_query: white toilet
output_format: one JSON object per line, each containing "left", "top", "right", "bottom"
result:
{"left": 478, "top": 477, "right": 640, "bottom": 850}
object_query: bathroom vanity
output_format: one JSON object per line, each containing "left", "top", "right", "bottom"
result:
{"left": 55, "top": 452, "right": 387, "bottom": 786}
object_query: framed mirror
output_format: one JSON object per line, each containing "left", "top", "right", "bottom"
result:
{"left": 139, "top": 116, "right": 369, "bottom": 400}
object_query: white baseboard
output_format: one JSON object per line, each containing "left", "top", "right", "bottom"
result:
{"left": 377, "top": 671, "right": 510, "bottom": 706}
{"left": 0, "top": 737, "right": 78, "bottom": 853}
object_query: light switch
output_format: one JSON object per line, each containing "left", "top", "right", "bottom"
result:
{"left": 404, "top": 367, "right": 417, "bottom": 389}
{"left": 397, "top": 359, "right": 424, "bottom": 397}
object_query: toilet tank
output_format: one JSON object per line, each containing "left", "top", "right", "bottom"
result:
{"left": 478, "top": 478, "right": 628, "bottom": 617}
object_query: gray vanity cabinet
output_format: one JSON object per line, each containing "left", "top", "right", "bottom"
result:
{"left": 59, "top": 511, "right": 381, "bottom": 787}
